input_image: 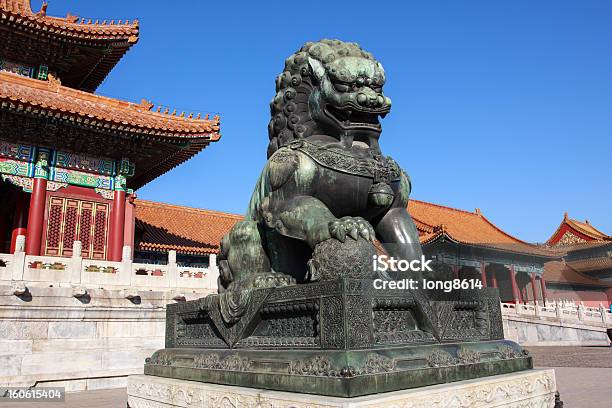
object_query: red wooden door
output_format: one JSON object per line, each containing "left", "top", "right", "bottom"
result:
{"left": 44, "top": 196, "right": 109, "bottom": 259}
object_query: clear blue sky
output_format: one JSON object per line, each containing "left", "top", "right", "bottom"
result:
{"left": 33, "top": 1, "right": 612, "bottom": 243}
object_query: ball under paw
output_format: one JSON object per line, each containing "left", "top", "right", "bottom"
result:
{"left": 309, "top": 238, "right": 376, "bottom": 280}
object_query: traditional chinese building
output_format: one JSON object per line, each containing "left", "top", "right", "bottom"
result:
{"left": 408, "top": 200, "right": 557, "bottom": 305}
{"left": 542, "top": 213, "right": 612, "bottom": 306}
{"left": 0, "top": 1, "right": 220, "bottom": 262}
{"left": 130, "top": 198, "right": 606, "bottom": 307}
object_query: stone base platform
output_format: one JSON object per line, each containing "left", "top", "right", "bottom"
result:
{"left": 127, "top": 369, "right": 557, "bottom": 408}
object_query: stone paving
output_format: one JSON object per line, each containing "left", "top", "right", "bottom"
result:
{"left": 0, "top": 346, "right": 611, "bottom": 408}
{"left": 527, "top": 345, "right": 612, "bottom": 368}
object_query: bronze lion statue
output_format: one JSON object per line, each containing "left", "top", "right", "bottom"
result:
{"left": 218, "top": 39, "right": 423, "bottom": 292}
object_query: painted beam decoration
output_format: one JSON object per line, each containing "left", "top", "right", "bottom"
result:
{"left": 0, "top": 141, "right": 134, "bottom": 195}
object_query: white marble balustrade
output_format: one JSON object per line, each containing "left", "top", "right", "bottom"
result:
{"left": 501, "top": 299, "right": 612, "bottom": 328}
{"left": 0, "top": 236, "right": 219, "bottom": 292}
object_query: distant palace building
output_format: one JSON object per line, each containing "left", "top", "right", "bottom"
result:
{"left": 543, "top": 214, "right": 612, "bottom": 306}
{"left": 0, "top": 0, "right": 220, "bottom": 262}
{"left": 128, "top": 199, "right": 612, "bottom": 307}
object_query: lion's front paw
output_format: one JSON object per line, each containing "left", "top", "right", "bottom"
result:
{"left": 329, "top": 216, "right": 375, "bottom": 243}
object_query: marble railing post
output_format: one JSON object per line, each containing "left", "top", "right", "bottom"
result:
{"left": 168, "top": 250, "right": 178, "bottom": 288}
{"left": 577, "top": 302, "right": 585, "bottom": 321}
{"left": 71, "top": 241, "right": 83, "bottom": 284}
{"left": 207, "top": 253, "right": 219, "bottom": 290}
{"left": 10, "top": 234, "right": 26, "bottom": 281}
{"left": 555, "top": 302, "right": 562, "bottom": 320}
{"left": 599, "top": 305, "right": 608, "bottom": 325}
{"left": 120, "top": 245, "right": 133, "bottom": 286}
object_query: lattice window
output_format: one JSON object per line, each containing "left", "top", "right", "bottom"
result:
{"left": 44, "top": 196, "right": 109, "bottom": 260}
{"left": 45, "top": 198, "right": 64, "bottom": 256}
{"left": 79, "top": 202, "right": 93, "bottom": 258}
{"left": 61, "top": 200, "right": 79, "bottom": 256}
{"left": 92, "top": 203, "right": 108, "bottom": 260}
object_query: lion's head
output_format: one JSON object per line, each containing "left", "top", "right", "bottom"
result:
{"left": 268, "top": 39, "right": 392, "bottom": 157}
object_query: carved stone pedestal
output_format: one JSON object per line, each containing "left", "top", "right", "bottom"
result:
{"left": 148, "top": 279, "right": 532, "bottom": 397}
{"left": 128, "top": 368, "right": 558, "bottom": 408}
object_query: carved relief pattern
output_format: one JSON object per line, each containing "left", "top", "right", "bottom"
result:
{"left": 556, "top": 231, "right": 587, "bottom": 246}
{"left": 488, "top": 298, "right": 505, "bottom": 340}
{"left": 146, "top": 351, "right": 172, "bottom": 366}
{"left": 438, "top": 301, "right": 489, "bottom": 341}
{"left": 457, "top": 347, "right": 481, "bottom": 364}
{"left": 288, "top": 355, "right": 337, "bottom": 376}
{"left": 128, "top": 370, "right": 556, "bottom": 408}
{"left": 358, "top": 353, "right": 397, "bottom": 374}
{"left": 499, "top": 345, "right": 529, "bottom": 360}
{"left": 373, "top": 299, "right": 436, "bottom": 344}
{"left": 288, "top": 353, "right": 397, "bottom": 378}
{"left": 192, "top": 353, "right": 251, "bottom": 371}
{"left": 346, "top": 296, "right": 372, "bottom": 348}
{"left": 175, "top": 312, "right": 226, "bottom": 347}
{"left": 290, "top": 140, "right": 402, "bottom": 182}
{"left": 426, "top": 349, "right": 458, "bottom": 367}
{"left": 255, "top": 300, "right": 318, "bottom": 339}
{"left": 319, "top": 296, "right": 345, "bottom": 349}
{"left": 1, "top": 174, "right": 32, "bottom": 192}
{"left": 94, "top": 188, "right": 114, "bottom": 199}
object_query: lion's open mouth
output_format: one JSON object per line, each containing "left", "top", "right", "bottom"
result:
{"left": 325, "top": 105, "right": 385, "bottom": 130}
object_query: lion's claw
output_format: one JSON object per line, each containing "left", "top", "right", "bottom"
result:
{"left": 329, "top": 217, "right": 375, "bottom": 243}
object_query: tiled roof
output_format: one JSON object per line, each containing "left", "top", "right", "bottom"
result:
{"left": 1, "top": 0, "right": 139, "bottom": 91}
{"left": 547, "top": 212, "right": 612, "bottom": 246}
{"left": 134, "top": 200, "right": 243, "bottom": 255}
{"left": 0, "top": 71, "right": 221, "bottom": 189}
{"left": 408, "top": 200, "right": 555, "bottom": 257}
{"left": 544, "top": 260, "right": 612, "bottom": 288}
{"left": 0, "top": 0, "right": 139, "bottom": 42}
{"left": 566, "top": 257, "right": 612, "bottom": 273}
{"left": 133, "top": 198, "right": 560, "bottom": 257}
{"left": 0, "top": 72, "right": 220, "bottom": 138}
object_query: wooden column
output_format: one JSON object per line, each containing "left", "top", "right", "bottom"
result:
{"left": 109, "top": 189, "right": 126, "bottom": 261}
{"left": 480, "top": 262, "right": 487, "bottom": 287}
{"left": 26, "top": 151, "right": 50, "bottom": 256}
{"left": 10, "top": 191, "right": 29, "bottom": 253}
{"left": 25, "top": 177, "right": 47, "bottom": 255}
{"left": 509, "top": 265, "right": 520, "bottom": 304}
{"left": 530, "top": 273, "right": 538, "bottom": 304}
{"left": 452, "top": 265, "right": 460, "bottom": 279}
{"left": 491, "top": 269, "right": 498, "bottom": 288}
{"left": 540, "top": 276, "right": 548, "bottom": 306}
